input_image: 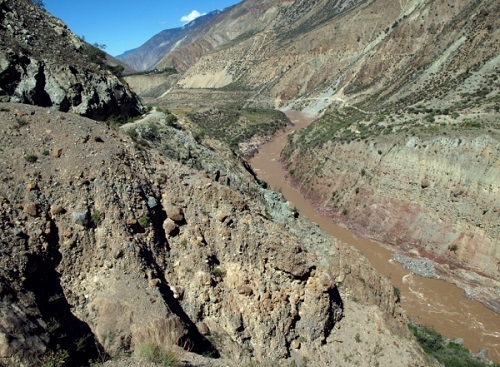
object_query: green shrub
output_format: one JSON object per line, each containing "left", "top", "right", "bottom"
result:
{"left": 135, "top": 343, "right": 180, "bottom": 367}
{"left": 212, "top": 267, "right": 225, "bottom": 278}
{"left": 138, "top": 215, "right": 150, "bottom": 228}
{"left": 24, "top": 154, "right": 38, "bottom": 163}
{"left": 91, "top": 210, "right": 103, "bottom": 226}
{"left": 38, "top": 349, "right": 69, "bottom": 367}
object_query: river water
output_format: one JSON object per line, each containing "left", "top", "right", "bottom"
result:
{"left": 249, "top": 111, "right": 500, "bottom": 362}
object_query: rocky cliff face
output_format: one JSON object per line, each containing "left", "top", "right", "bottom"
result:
{"left": 0, "top": 0, "right": 143, "bottom": 120}
{"left": 0, "top": 102, "right": 427, "bottom": 366}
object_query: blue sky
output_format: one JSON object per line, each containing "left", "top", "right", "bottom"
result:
{"left": 44, "top": 0, "right": 242, "bottom": 56}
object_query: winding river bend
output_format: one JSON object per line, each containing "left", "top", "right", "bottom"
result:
{"left": 249, "top": 111, "right": 500, "bottom": 362}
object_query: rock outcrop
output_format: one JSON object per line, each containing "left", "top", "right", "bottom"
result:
{"left": 0, "top": 0, "right": 143, "bottom": 120}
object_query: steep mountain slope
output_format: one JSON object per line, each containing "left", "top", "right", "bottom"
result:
{"left": 170, "top": 0, "right": 499, "bottom": 111}
{"left": 0, "top": 0, "right": 143, "bottom": 120}
{"left": 117, "top": 10, "right": 223, "bottom": 72}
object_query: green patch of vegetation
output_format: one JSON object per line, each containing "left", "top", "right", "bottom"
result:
{"left": 138, "top": 215, "right": 150, "bottom": 228}
{"left": 16, "top": 117, "right": 28, "bottom": 127}
{"left": 448, "top": 244, "right": 458, "bottom": 253}
{"left": 212, "top": 267, "right": 225, "bottom": 278}
{"left": 331, "top": 191, "right": 340, "bottom": 203}
{"left": 143, "top": 122, "right": 160, "bottom": 141}
{"left": 354, "top": 333, "right": 362, "bottom": 343}
{"left": 409, "top": 324, "right": 497, "bottom": 367}
{"left": 127, "top": 67, "right": 178, "bottom": 77}
{"left": 284, "top": 106, "right": 374, "bottom": 154}
{"left": 188, "top": 107, "right": 289, "bottom": 153}
{"left": 82, "top": 42, "right": 107, "bottom": 67}
{"left": 125, "top": 127, "right": 138, "bottom": 141}
{"left": 264, "top": 208, "right": 273, "bottom": 220}
{"left": 37, "top": 348, "right": 69, "bottom": 367}
{"left": 24, "top": 154, "right": 38, "bottom": 163}
{"left": 135, "top": 343, "right": 180, "bottom": 367}
{"left": 91, "top": 210, "right": 103, "bottom": 226}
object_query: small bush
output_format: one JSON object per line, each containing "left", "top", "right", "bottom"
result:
{"left": 38, "top": 349, "right": 68, "bottom": 367}
{"left": 212, "top": 267, "right": 225, "bottom": 278}
{"left": 91, "top": 210, "right": 103, "bottom": 226}
{"left": 24, "top": 154, "right": 38, "bottom": 163}
{"left": 138, "top": 215, "right": 150, "bottom": 228}
{"left": 16, "top": 117, "right": 28, "bottom": 127}
{"left": 135, "top": 343, "right": 180, "bottom": 367}
{"left": 126, "top": 128, "right": 138, "bottom": 141}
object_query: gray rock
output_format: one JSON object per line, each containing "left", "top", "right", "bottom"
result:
{"left": 72, "top": 211, "right": 89, "bottom": 227}
{"left": 147, "top": 196, "right": 158, "bottom": 208}
{"left": 392, "top": 253, "right": 439, "bottom": 279}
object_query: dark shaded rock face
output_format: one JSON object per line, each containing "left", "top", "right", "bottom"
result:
{"left": 0, "top": 0, "right": 143, "bottom": 120}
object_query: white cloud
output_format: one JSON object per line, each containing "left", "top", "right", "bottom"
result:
{"left": 180, "top": 10, "right": 206, "bottom": 24}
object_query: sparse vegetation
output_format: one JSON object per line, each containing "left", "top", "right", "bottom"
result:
{"left": 16, "top": 117, "right": 28, "bottom": 127}
{"left": 188, "top": 107, "right": 289, "bottom": 153}
{"left": 135, "top": 343, "right": 180, "bottom": 367}
{"left": 212, "top": 267, "right": 225, "bottom": 278}
{"left": 37, "top": 349, "right": 69, "bottom": 367}
{"left": 409, "top": 324, "right": 497, "bottom": 367}
{"left": 127, "top": 67, "right": 178, "bottom": 77}
{"left": 138, "top": 215, "right": 150, "bottom": 228}
{"left": 91, "top": 210, "right": 103, "bottom": 226}
{"left": 24, "top": 154, "right": 38, "bottom": 163}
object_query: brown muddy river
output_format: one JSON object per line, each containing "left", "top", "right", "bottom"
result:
{"left": 249, "top": 111, "right": 500, "bottom": 362}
